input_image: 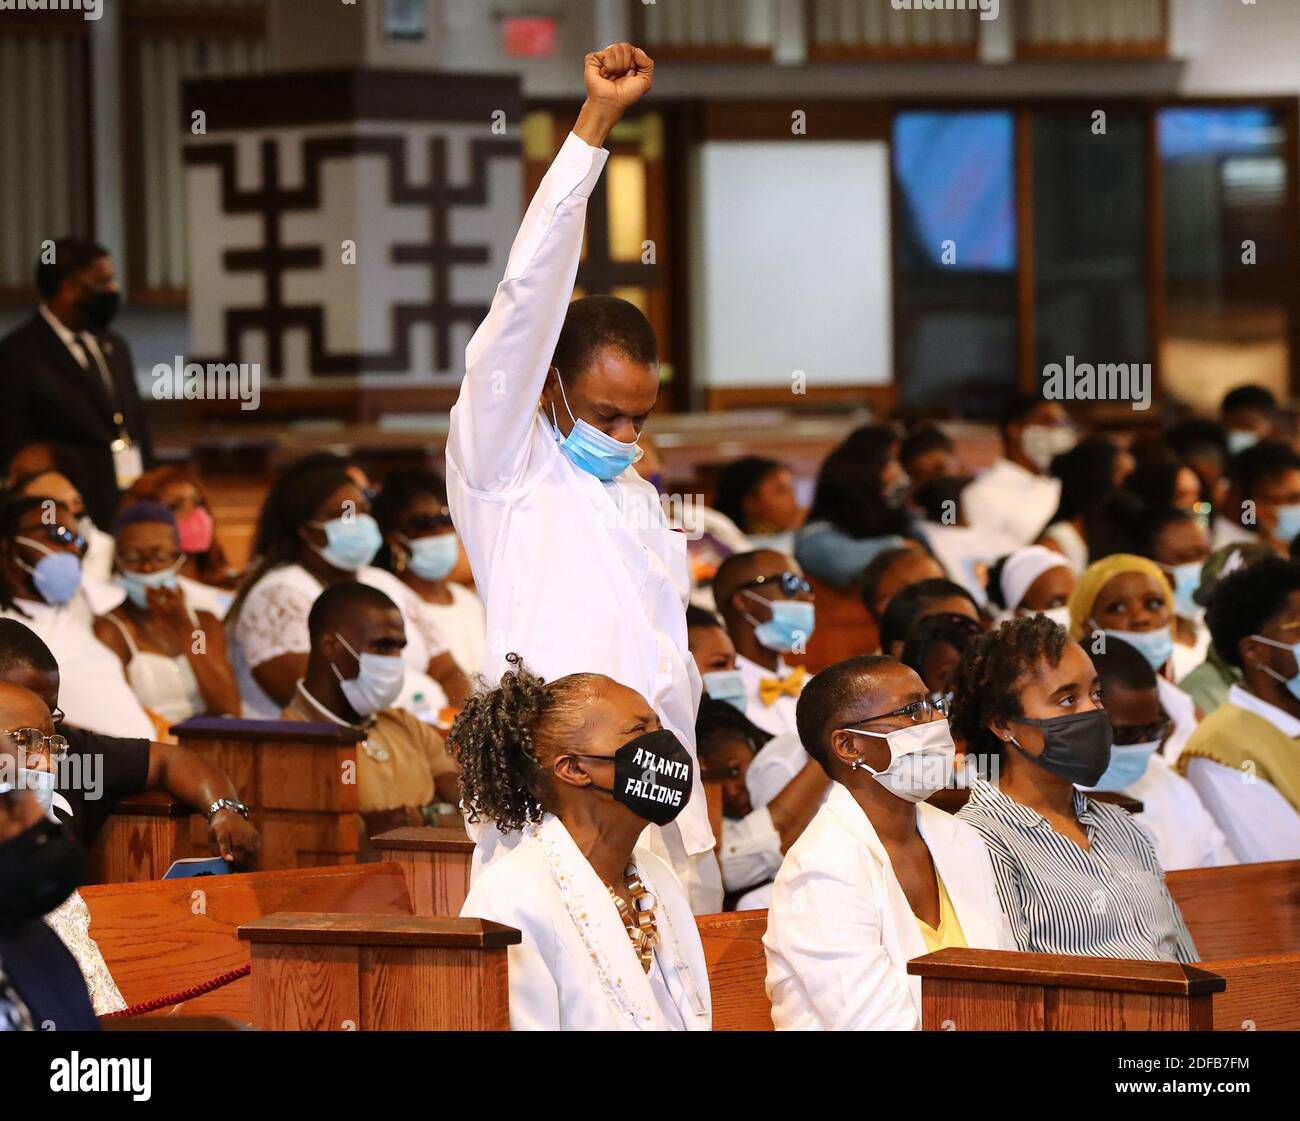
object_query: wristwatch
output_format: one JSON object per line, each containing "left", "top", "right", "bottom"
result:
{"left": 206, "top": 797, "right": 250, "bottom": 821}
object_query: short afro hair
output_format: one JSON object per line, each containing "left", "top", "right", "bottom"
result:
{"left": 795, "top": 654, "right": 895, "bottom": 774}
{"left": 858, "top": 545, "right": 929, "bottom": 614}
{"left": 35, "top": 238, "right": 110, "bottom": 301}
{"left": 686, "top": 604, "right": 724, "bottom": 631}
{"left": 1205, "top": 556, "right": 1300, "bottom": 669}
{"left": 948, "top": 614, "right": 1069, "bottom": 762}
{"left": 1221, "top": 384, "right": 1277, "bottom": 416}
{"left": 552, "top": 294, "right": 657, "bottom": 385}
{"left": 899, "top": 423, "right": 954, "bottom": 472}
{"left": 306, "top": 581, "right": 400, "bottom": 644}
{"left": 879, "top": 578, "right": 978, "bottom": 654}
{"left": 1090, "top": 636, "right": 1158, "bottom": 694}
{"left": 1228, "top": 440, "right": 1300, "bottom": 498}
{"left": 0, "top": 618, "right": 59, "bottom": 678}
{"left": 695, "top": 696, "right": 772, "bottom": 763}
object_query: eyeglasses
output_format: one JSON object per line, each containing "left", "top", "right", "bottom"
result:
{"left": 19, "top": 524, "right": 87, "bottom": 555}
{"left": 1111, "top": 717, "right": 1172, "bottom": 747}
{"left": 840, "top": 696, "right": 947, "bottom": 730}
{"left": 738, "top": 572, "right": 812, "bottom": 598}
{"left": 4, "top": 727, "right": 69, "bottom": 767}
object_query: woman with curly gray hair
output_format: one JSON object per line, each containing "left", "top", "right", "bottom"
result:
{"left": 452, "top": 654, "right": 711, "bottom": 1030}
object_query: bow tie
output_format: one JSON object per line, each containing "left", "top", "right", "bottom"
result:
{"left": 759, "top": 666, "right": 807, "bottom": 706}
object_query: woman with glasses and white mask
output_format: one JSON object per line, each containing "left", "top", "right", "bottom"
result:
{"left": 92, "top": 502, "right": 240, "bottom": 730}
{"left": 373, "top": 468, "right": 484, "bottom": 690}
{"left": 763, "top": 656, "right": 1014, "bottom": 1031}
{"left": 0, "top": 493, "right": 152, "bottom": 739}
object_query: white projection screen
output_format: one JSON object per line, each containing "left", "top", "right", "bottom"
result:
{"left": 692, "top": 140, "right": 892, "bottom": 392}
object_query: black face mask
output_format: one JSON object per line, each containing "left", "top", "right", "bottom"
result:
{"left": 78, "top": 287, "right": 120, "bottom": 333}
{"left": 1008, "top": 708, "right": 1113, "bottom": 787}
{"left": 0, "top": 817, "right": 85, "bottom": 930}
{"left": 570, "top": 729, "right": 694, "bottom": 826}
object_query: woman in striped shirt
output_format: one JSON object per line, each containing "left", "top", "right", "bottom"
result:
{"left": 949, "top": 614, "right": 1199, "bottom": 964}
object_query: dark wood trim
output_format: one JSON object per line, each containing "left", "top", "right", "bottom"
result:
{"left": 181, "top": 69, "right": 523, "bottom": 131}
{"left": 1015, "top": 107, "right": 1036, "bottom": 396}
{"left": 630, "top": 2, "right": 772, "bottom": 63}
{"left": 1014, "top": 41, "right": 1168, "bottom": 61}
{"left": 370, "top": 828, "right": 474, "bottom": 854}
{"left": 0, "top": 10, "right": 89, "bottom": 35}
{"left": 704, "top": 383, "right": 894, "bottom": 415}
{"left": 702, "top": 100, "right": 890, "bottom": 142}
{"left": 174, "top": 717, "right": 366, "bottom": 745}
{"left": 1146, "top": 103, "right": 1166, "bottom": 397}
{"left": 238, "top": 912, "right": 523, "bottom": 948}
{"left": 109, "top": 791, "right": 193, "bottom": 819}
{"left": 907, "top": 947, "right": 1226, "bottom": 995}
{"left": 807, "top": 43, "right": 979, "bottom": 62}
{"left": 666, "top": 100, "right": 703, "bottom": 412}
{"left": 1284, "top": 99, "right": 1300, "bottom": 399}
{"left": 123, "top": 1, "right": 267, "bottom": 39}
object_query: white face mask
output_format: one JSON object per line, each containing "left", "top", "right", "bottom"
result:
{"left": 844, "top": 717, "right": 957, "bottom": 803}
{"left": 1023, "top": 605, "right": 1072, "bottom": 628}
{"left": 331, "top": 633, "right": 405, "bottom": 717}
{"left": 1022, "top": 424, "right": 1077, "bottom": 472}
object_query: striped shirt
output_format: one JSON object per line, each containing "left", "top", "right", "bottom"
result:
{"left": 957, "top": 778, "right": 1199, "bottom": 964}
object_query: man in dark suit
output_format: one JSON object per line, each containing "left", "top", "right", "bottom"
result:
{"left": 0, "top": 239, "right": 152, "bottom": 528}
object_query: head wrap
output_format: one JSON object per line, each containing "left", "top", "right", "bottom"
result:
{"left": 1000, "top": 545, "right": 1074, "bottom": 612}
{"left": 1068, "top": 553, "right": 1174, "bottom": 641}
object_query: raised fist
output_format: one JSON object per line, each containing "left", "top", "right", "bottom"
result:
{"left": 583, "top": 43, "right": 654, "bottom": 113}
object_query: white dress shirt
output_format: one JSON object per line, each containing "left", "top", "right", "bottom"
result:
{"left": 1182, "top": 685, "right": 1300, "bottom": 863}
{"left": 443, "top": 132, "right": 715, "bottom": 906}
{"left": 961, "top": 458, "right": 1061, "bottom": 548}
{"left": 1169, "top": 620, "right": 1211, "bottom": 686}
{"left": 1211, "top": 515, "right": 1255, "bottom": 550}
{"left": 1156, "top": 674, "right": 1199, "bottom": 765}
{"left": 764, "top": 784, "right": 1016, "bottom": 1031}
{"left": 915, "top": 521, "right": 1018, "bottom": 607}
{"left": 736, "top": 653, "right": 802, "bottom": 738}
{"left": 1, "top": 594, "right": 153, "bottom": 739}
{"left": 1123, "top": 753, "right": 1238, "bottom": 870}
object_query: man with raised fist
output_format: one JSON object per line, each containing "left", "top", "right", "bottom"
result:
{"left": 446, "top": 46, "right": 721, "bottom": 911}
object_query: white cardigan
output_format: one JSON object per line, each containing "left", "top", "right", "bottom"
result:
{"left": 764, "top": 783, "right": 1015, "bottom": 1030}
{"left": 461, "top": 814, "right": 712, "bottom": 1031}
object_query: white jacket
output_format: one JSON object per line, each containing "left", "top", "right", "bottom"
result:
{"left": 461, "top": 814, "right": 712, "bottom": 1031}
{"left": 764, "top": 783, "right": 1015, "bottom": 1030}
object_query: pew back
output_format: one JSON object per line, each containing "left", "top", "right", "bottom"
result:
{"left": 82, "top": 862, "right": 412, "bottom": 1020}
{"left": 697, "top": 910, "right": 772, "bottom": 1031}
{"left": 1167, "top": 860, "right": 1300, "bottom": 960}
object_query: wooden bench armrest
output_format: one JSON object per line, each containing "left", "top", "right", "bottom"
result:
{"left": 105, "top": 790, "right": 195, "bottom": 818}
{"left": 907, "top": 947, "right": 1225, "bottom": 995}
{"left": 370, "top": 826, "right": 473, "bottom": 853}
{"left": 174, "top": 716, "right": 365, "bottom": 745}
{"left": 238, "top": 912, "right": 520, "bottom": 948}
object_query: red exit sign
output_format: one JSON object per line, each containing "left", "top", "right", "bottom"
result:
{"left": 503, "top": 16, "right": 557, "bottom": 58}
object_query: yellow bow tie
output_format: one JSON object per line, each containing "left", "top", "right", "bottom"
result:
{"left": 759, "top": 666, "right": 807, "bottom": 707}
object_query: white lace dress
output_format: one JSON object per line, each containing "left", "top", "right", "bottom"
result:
{"left": 44, "top": 891, "right": 126, "bottom": 1015}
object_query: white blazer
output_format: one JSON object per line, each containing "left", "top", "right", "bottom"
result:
{"left": 764, "top": 783, "right": 1015, "bottom": 1031}
{"left": 461, "top": 814, "right": 712, "bottom": 1031}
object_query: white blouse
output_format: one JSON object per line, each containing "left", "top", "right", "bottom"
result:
{"left": 404, "top": 581, "right": 486, "bottom": 680}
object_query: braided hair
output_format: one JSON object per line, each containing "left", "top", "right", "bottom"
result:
{"left": 447, "top": 653, "right": 601, "bottom": 833}
{"left": 949, "top": 614, "right": 1068, "bottom": 762}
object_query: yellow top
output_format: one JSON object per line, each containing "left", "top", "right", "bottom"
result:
{"left": 915, "top": 874, "right": 968, "bottom": 954}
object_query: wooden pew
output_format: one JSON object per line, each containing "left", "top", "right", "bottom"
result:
{"left": 1167, "top": 860, "right": 1300, "bottom": 1031}
{"left": 87, "top": 791, "right": 203, "bottom": 884}
{"left": 908, "top": 949, "right": 1225, "bottom": 1030}
{"left": 82, "top": 862, "right": 412, "bottom": 1022}
{"left": 370, "top": 827, "right": 475, "bottom": 916}
{"left": 172, "top": 716, "right": 365, "bottom": 869}
{"left": 239, "top": 913, "right": 518, "bottom": 1030}
{"left": 697, "top": 910, "right": 772, "bottom": 1031}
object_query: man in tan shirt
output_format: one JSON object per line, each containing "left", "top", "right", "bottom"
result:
{"left": 279, "top": 581, "right": 459, "bottom": 837}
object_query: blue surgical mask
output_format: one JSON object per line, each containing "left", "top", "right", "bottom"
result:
{"left": 403, "top": 533, "right": 458, "bottom": 582}
{"left": 309, "top": 514, "right": 382, "bottom": 572}
{"left": 702, "top": 669, "right": 747, "bottom": 713}
{"left": 1249, "top": 633, "right": 1300, "bottom": 702}
{"left": 1164, "top": 562, "right": 1203, "bottom": 619}
{"left": 120, "top": 558, "right": 183, "bottom": 609}
{"left": 1088, "top": 740, "right": 1159, "bottom": 793}
{"left": 1227, "top": 430, "right": 1259, "bottom": 456}
{"left": 332, "top": 633, "right": 406, "bottom": 717}
{"left": 15, "top": 539, "right": 82, "bottom": 606}
{"left": 744, "top": 592, "right": 816, "bottom": 654}
{"left": 1099, "top": 624, "right": 1173, "bottom": 672}
{"left": 549, "top": 372, "right": 641, "bottom": 482}
{"left": 1275, "top": 503, "right": 1300, "bottom": 547}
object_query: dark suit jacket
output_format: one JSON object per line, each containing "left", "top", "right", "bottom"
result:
{"left": 0, "top": 918, "right": 100, "bottom": 1031}
{"left": 0, "top": 312, "right": 153, "bottom": 527}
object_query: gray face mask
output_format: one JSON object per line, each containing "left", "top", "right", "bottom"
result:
{"left": 1007, "top": 708, "right": 1113, "bottom": 787}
